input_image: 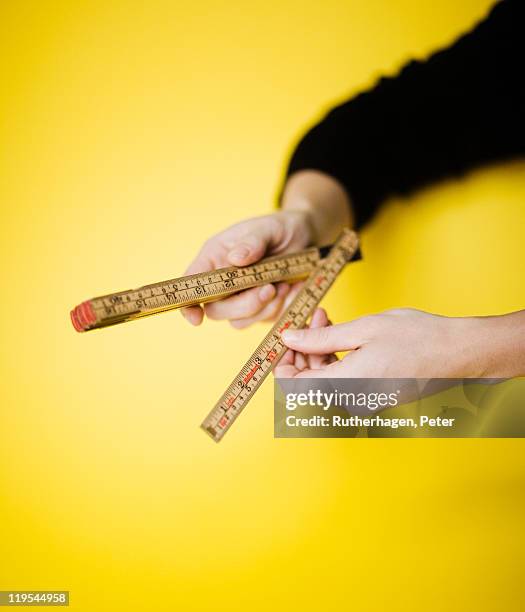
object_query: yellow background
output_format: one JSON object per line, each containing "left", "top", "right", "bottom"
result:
{"left": 1, "top": 1, "right": 524, "bottom": 610}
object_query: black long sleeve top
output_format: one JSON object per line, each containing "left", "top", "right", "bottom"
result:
{"left": 284, "top": 0, "right": 525, "bottom": 228}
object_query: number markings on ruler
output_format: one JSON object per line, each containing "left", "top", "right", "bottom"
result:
{"left": 71, "top": 248, "right": 325, "bottom": 332}
{"left": 201, "top": 229, "right": 359, "bottom": 442}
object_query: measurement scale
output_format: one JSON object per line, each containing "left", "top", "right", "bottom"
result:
{"left": 70, "top": 245, "right": 341, "bottom": 332}
{"left": 201, "top": 229, "right": 359, "bottom": 442}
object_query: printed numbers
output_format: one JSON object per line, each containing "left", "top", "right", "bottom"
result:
{"left": 5, "top": 592, "right": 68, "bottom": 605}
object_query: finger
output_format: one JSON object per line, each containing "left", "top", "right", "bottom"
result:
{"left": 307, "top": 308, "right": 328, "bottom": 368}
{"left": 310, "top": 308, "right": 329, "bottom": 328}
{"left": 181, "top": 304, "right": 204, "bottom": 326}
{"left": 274, "top": 363, "right": 302, "bottom": 378}
{"left": 282, "top": 281, "right": 304, "bottom": 310}
{"left": 278, "top": 346, "right": 295, "bottom": 367}
{"left": 274, "top": 349, "right": 301, "bottom": 378}
{"left": 260, "top": 281, "right": 304, "bottom": 330}
{"left": 278, "top": 309, "right": 329, "bottom": 374}
{"left": 229, "top": 279, "right": 304, "bottom": 329}
{"left": 230, "top": 283, "right": 291, "bottom": 329}
{"left": 292, "top": 358, "right": 352, "bottom": 378}
{"left": 181, "top": 252, "right": 217, "bottom": 325}
{"left": 273, "top": 340, "right": 337, "bottom": 378}
{"left": 310, "top": 352, "right": 339, "bottom": 369}
{"left": 227, "top": 234, "right": 268, "bottom": 266}
{"left": 281, "top": 320, "right": 366, "bottom": 354}
{"left": 307, "top": 309, "right": 337, "bottom": 370}
{"left": 204, "top": 284, "right": 276, "bottom": 321}
{"left": 294, "top": 350, "right": 308, "bottom": 371}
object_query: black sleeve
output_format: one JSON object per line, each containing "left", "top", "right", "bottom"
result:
{"left": 284, "top": 0, "right": 525, "bottom": 228}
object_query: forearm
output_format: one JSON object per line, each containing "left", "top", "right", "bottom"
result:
{"left": 468, "top": 310, "right": 525, "bottom": 378}
{"left": 280, "top": 170, "right": 354, "bottom": 246}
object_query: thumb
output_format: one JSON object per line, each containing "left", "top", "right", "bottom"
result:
{"left": 228, "top": 234, "right": 268, "bottom": 266}
{"left": 281, "top": 321, "right": 365, "bottom": 354}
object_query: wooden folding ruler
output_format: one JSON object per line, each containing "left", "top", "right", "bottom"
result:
{"left": 71, "top": 246, "right": 335, "bottom": 332}
{"left": 71, "top": 229, "right": 360, "bottom": 441}
{"left": 201, "top": 229, "right": 359, "bottom": 441}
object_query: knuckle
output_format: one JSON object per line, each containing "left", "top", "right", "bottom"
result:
{"left": 315, "top": 326, "right": 331, "bottom": 347}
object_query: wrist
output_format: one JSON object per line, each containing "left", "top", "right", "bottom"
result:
{"left": 276, "top": 208, "right": 317, "bottom": 248}
{"left": 281, "top": 170, "right": 353, "bottom": 245}
{"left": 451, "top": 313, "right": 525, "bottom": 378}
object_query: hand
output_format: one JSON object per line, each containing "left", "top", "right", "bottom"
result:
{"left": 276, "top": 308, "right": 490, "bottom": 378}
{"left": 274, "top": 308, "right": 338, "bottom": 376}
{"left": 181, "top": 211, "right": 313, "bottom": 328}
{"left": 181, "top": 170, "right": 352, "bottom": 328}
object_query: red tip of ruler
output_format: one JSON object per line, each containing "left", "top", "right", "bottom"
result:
{"left": 70, "top": 300, "right": 96, "bottom": 332}
{"left": 70, "top": 308, "right": 84, "bottom": 332}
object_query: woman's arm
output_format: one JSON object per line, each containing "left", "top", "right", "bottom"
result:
{"left": 282, "top": 0, "right": 525, "bottom": 228}
{"left": 276, "top": 308, "right": 525, "bottom": 379}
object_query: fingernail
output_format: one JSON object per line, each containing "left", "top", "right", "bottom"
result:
{"left": 229, "top": 246, "right": 250, "bottom": 261}
{"left": 259, "top": 284, "right": 275, "bottom": 301}
{"left": 282, "top": 329, "right": 300, "bottom": 342}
